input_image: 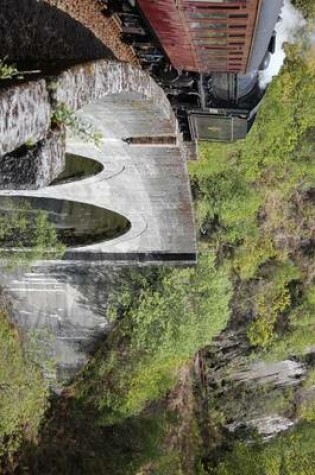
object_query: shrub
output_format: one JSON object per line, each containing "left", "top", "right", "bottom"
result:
{"left": 0, "top": 58, "right": 18, "bottom": 79}
{"left": 0, "top": 312, "right": 48, "bottom": 458}
{"left": 0, "top": 198, "right": 65, "bottom": 267}
{"left": 212, "top": 423, "right": 315, "bottom": 475}
{"left": 51, "top": 103, "right": 103, "bottom": 147}
{"left": 77, "top": 253, "right": 232, "bottom": 423}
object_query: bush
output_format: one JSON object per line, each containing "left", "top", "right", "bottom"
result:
{"left": 212, "top": 423, "right": 315, "bottom": 475}
{"left": 0, "top": 311, "right": 48, "bottom": 458}
{"left": 0, "top": 198, "right": 65, "bottom": 267}
{"left": 77, "top": 253, "right": 232, "bottom": 423}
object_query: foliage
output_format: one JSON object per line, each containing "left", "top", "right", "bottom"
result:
{"left": 0, "top": 311, "right": 48, "bottom": 458}
{"left": 247, "top": 262, "right": 300, "bottom": 348}
{"left": 0, "top": 198, "right": 65, "bottom": 268}
{"left": 209, "top": 423, "right": 315, "bottom": 475}
{"left": 51, "top": 103, "right": 103, "bottom": 147}
{"left": 292, "top": 0, "right": 315, "bottom": 18}
{"left": 262, "top": 283, "right": 315, "bottom": 360}
{"left": 296, "top": 367, "right": 315, "bottom": 422}
{"left": 189, "top": 42, "right": 315, "bottom": 353}
{"left": 0, "top": 58, "right": 19, "bottom": 79}
{"left": 16, "top": 380, "right": 201, "bottom": 475}
{"left": 76, "top": 253, "right": 231, "bottom": 423}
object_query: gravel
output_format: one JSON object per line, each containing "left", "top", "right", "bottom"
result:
{"left": 43, "top": 0, "right": 138, "bottom": 64}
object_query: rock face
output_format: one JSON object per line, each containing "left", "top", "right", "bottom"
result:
{"left": 226, "top": 415, "right": 296, "bottom": 441}
{"left": 197, "top": 331, "right": 309, "bottom": 442}
{"left": 231, "top": 360, "right": 306, "bottom": 388}
{"left": 0, "top": 130, "right": 65, "bottom": 190}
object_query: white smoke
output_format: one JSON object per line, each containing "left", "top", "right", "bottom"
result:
{"left": 259, "top": 0, "right": 306, "bottom": 88}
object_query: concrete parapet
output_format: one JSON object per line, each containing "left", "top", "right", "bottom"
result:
{"left": 0, "top": 60, "right": 175, "bottom": 157}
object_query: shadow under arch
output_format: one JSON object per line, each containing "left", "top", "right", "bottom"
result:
{"left": 0, "top": 195, "right": 131, "bottom": 248}
{"left": 0, "top": 0, "right": 114, "bottom": 71}
{"left": 50, "top": 154, "right": 104, "bottom": 187}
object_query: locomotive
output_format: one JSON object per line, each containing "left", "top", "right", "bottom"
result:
{"left": 101, "top": 0, "right": 283, "bottom": 142}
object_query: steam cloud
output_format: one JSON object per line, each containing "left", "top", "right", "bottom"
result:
{"left": 259, "top": 0, "right": 306, "bottom": 88}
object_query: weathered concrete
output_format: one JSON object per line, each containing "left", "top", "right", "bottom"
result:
{"left": 1, "top": 265, "right": 122, "bottom": 384}
{"left": 1, "top": 95, "right": 196, "bottom": 263}
{"left": 0, "top": 60, "right": 195, "bottom": 262}
{"left": 0, "top": 63, "right": 196, "bottom": 384}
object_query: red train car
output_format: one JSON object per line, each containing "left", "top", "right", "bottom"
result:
{"left": 103, "top": 0, "right": 283, "bottom": 141}
{"left": 137, "top": 0, "right": 281, "bottom": 74}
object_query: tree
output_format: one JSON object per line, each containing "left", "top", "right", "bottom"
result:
{"left": 0, "top": 198, "right": 65, "bottom": 268}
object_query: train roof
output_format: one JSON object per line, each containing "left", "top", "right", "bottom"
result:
{"left": 137, "top": 0, "right": 283, "bottom": 75}
{"left": 247, "top": 0, "right": 283, "bottom": 72}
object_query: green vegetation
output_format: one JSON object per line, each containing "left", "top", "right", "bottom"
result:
{"left": 0, "top": 58, "right": 19, "bottom": 79}
{"left": 0, "top": 311, "right": 48, "bottom": 459}
{"left": 0, "top": 198, "right": 65, "bottom": 267}
{"left": 189, "top": 20, "right": 315, "bottom": 475}
{"left": 16, "top": 255, "right": 231, "bottom": 474}
{"left": 209, "top": 423, "right": 315, "bottom": 475}
{"left": 189, "top": 42, "right": 315, "bottom": 353}
{"left": 51, "top": 102, "right": 103, "bottom": 147}
{"left": 77, "top": 253, "right": 231, "bottom": 423}
{"left": 292, "top": 0, "right": 315, "bottom": 18}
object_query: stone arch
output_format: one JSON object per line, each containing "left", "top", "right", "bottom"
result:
{"left": 55, "top": 61, "right": 174, "bottom": 121}
{"left": 0, "top": 60, "right": 175, "bottom": 161}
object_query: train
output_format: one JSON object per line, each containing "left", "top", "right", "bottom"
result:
{"left": 100, "top": 0, "right": 284, "bottom": 143}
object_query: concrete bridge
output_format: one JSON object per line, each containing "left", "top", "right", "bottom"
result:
{"left": 0, "top": 60, "right": 196, "bottom": 265}
{"left": 0, "top": 1, "right": 196, "bottom": 383}
{"left": 0, "top": 59, "right": 196, "bottom": 384}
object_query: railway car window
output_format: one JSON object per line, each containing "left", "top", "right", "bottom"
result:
{"left": 190, "top": 22, "right": 227, "bottom": 29}
{"left": 229, "top": 13, "right": 248, "bottom": 19}
{"left": 228, "top": 24, "right": 246, "bottom": 29}
{"left": 189, "top": 13, "right": 226, "bottom": 20}
{"left": 229, "top": 33, "right": 246, "bottom": 38}
{"left": 194, "top": 39, "right": 226, "bottom": 45}
{"left": 188, "top": 0, "right": 225, "bottom": 2}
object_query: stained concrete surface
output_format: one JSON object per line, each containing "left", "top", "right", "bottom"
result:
{"left": 0, "top": 88, "right": 196, "bottom": 384}
{"left": 1, "top": 95, "right": 196, "bottom": 263}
